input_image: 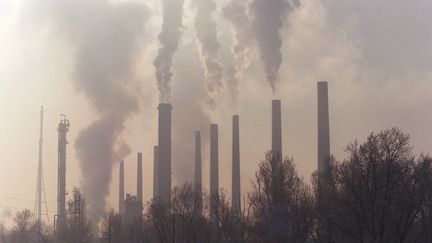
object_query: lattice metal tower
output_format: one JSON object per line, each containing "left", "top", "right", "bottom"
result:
{"left": 34, "top": 106, "right": 49, "bottom": 222}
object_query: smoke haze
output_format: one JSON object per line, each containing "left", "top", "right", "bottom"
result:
{"left": 223, "top": 0, "right": 253, "bottom": 105}
{"left": 154, "top": 0, "right": 185, "bottom": 102}
{"left": 191, "top": 0, "right": 224, "bottom": 109}
{"left": 20, "top": 0, "right": 151, "bottom": 221}
{"left": 1, "top": 0, "right": 431, "bottom": 228}
{"left": 170, "top": 37, "right": 211, "bottom": 184}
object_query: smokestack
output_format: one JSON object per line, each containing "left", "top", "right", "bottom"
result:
{"left": 153, "top": 146, "right": 159, "bottom": 200}
{"left": 57, "top": 116, "right": 70, "bottom": 234}
{"left": 194, "top": 131, "right": 202, "bottom": 212}
{"left": 232, "top": 115, "right": 241, "bottom": 212}
{"left": 158, "top": 103, "right": 172, "bottom": 204}
{"left": 272, "top": 100, "right": 282, "bottom": 161}
{"left": 119, "top": 161, "right": 124, "bottom": 215}
{"left": 194, "top": 131, "right": 202, "bottom": 194}
{"left": 210, "top": 124, "right": 219, "bottom": 222}
{"left": 318, "top": 81, "right": 330, "bottom": 175}
{"left": 137, "top": 153, "right": 143, "bottom": 205}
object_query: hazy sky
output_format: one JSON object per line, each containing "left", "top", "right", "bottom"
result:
{"left": 1, "top": 0, "right": 431, "bottom": 224}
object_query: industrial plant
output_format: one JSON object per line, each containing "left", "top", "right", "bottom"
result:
{"left": 8, "top": 79, "right": 331, "bottom": 243}
{"left": 1, "top": 0, "right": 431, "bottom": 242}
{"left": 28, "top": 81, "right": 330, "bottom": 242}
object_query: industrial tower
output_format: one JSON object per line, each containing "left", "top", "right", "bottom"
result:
{"left": 34, "top": 106, "right": 49, "bottom": 222}
{"left": 317, "top": 81, "right": 331, "bottom": 176}
{"left": 57, "top": 115, "right": 70, "bottom": 235}
{"left": 272, "top": 100, "right": 282, "bottom": 162}
{"left": 232, "top": 115, "right": 241, "bottom": 213}
{"left": 157, "top": 103, "right": 172, "bottom": 204}
{"left": 210, "top": 124, "right": 219, "bottom": 223}
{"left": 194, "top": 131, "right": 202, "bottom": 212}
{"left": 119, "top": 161, "right": 125, "bottom": 215}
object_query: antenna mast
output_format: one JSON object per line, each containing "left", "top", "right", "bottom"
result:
{"left": 34, "top": 106, "right": 49, "bottom": 222}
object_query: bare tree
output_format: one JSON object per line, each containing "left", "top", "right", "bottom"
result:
{"left": 8, "top": 209, "right": 52, "bottom": 243}
{"left": 147, "top": 184, "right": 209, "bottom": 243}
{"left": 98, "top": 210, "right": 123, "bottom": 243}
{"left": 249, "top": 152, "right": 314, "bottom": 243}
{"left": 317, "top": 128, "right": 431, "bottom": 243}
{"left": 409, "top": 155, "right": 432, "bottom": 243}
{"left": 213, "top": 191, "right": 251, "bottom": 243}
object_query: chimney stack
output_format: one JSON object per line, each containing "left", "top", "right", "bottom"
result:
{"left": 137, "top": 153, "right": 143, "bottom": 205}
{"left": 153, "top": 146, "right": 159, "bottom": 200}
{"left": 195, "top": 131, "right": 202, "bottom": 212}
{"left": 194, "top": 131, "right": 202, "bottom": 194}
{"left": 272, "top": 100, "right": 282, "bottom": 161}
{"left": 158, "top": 103, "right": 172, "bottom": 204}
{"left": 210, "top": 124, "right": 219, "bottom": 222}
{"left": 317, "top": 81, "right": 330, "bottom": 175}
{"left": 232, "top": 115, "right": 241, "bottom": 212}
{"left": 119, "top": 161, "right": 125, "bottom": 215}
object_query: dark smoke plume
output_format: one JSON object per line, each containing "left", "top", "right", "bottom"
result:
{"left": 154, "top": 0, "right": 185, "bottom": 102}
{"left": 223, "top": 0, "right": 253, "bottom": 105}
{"left": 21, "top": 0, "right": 150, "bottom": 222}
{"left": 249, "top": 0, "right": 299, "bottom": 92}
{"left": 191, "top": 0, "right": 224, "bottom": 109}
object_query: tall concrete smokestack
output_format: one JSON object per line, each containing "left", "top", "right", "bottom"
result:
{"left": 272, "top": 100, "right": 282, "bottom": 161}
{"left": 119, "top": 161, "right": 125, "bottom": 215}
{"left": 57, "top": 116, "right": 70, "bottom": 235}
{"left": 232, "top": 115, "right": 241, "bottom": 212}
{"left": 210, "top": 124, "right": 219, "bottom": 222}
{"left": 137, "top": 153, "right": 143, "bottom": 206}
{"left": 318, "top": 81, "right": 330, "bottom": 175}
{"left": 153, "top": 146, "right": 159, "bottom": 200}
{"left": 158, "top": 103, "right": 172, "bottom": 204}
{"left": 195, "top": 131, "right": 202, "bottom": 211}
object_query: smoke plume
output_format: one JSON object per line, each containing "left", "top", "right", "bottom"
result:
{"left": 223, "top": 0, "right": 253, "bottom": 105}
{"left": 21, "top": 0, "right": 150, "bottom": 222}
{"left": 191, "top": 0, "right": 224, "bottom": 109}
{"left": 168, "top": 38, "right": 211, "bottom": 185}
{"left": 172, "top": 95, "right": 210, "bottom": 185}
{"left": 249, "top": 0, "right": 299, "bottom": 92}
{"left": 154, "top": 0, "right": 185, "bottom": 102}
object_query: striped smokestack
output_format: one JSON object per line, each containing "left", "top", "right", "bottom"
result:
{"left": 158, "top": 103, "right": 172, "bottom": 204}
{"left": 137, "top": 153, "right": 143, "bottom": 205}
{"left": 195, "top": 131, "right": 203, "bottom": 212}
{"left": 210, "top": 124, "right": 219, "bottom": 222}
{"left": 318, "top": 81, "right": 330, "bottom": 175}
{"left": 232, "top": 115, "right": 241, "bottom": 212}
{"left": 153, "top": 145, "right": 159, "bottom": 200}
{"left": 272, "top": 100, "right": 282, "bottom": 161}
{"left": 119, "top": 160, "right": 124, "bottom": 215}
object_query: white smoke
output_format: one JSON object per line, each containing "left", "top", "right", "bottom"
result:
{"left": 249, "top": 0, "right": 300, "bottom": 92}
{"left": 223, "top": 0, "right": 254, "bottom": 105}
{"left": 153, "top": 0, "right": 185, "bottom": 102}
{"left": 21, "top": 0, "right": 151, "bottom": 222}
{"left": 191, "top": 0, "right": 224, "bottom": 109}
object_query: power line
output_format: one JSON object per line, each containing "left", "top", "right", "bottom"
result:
{"left": 0, "top": 194, "right": 56, "bottom": 205}
{"left": 0, "top": 205, "right": 29, "bottom": 210}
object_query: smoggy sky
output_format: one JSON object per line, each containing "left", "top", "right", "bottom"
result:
{"left": 1, "top": 0, "right": 431, "bottom": 224}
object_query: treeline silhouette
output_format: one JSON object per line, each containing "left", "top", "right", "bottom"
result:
{"left": 2, "top": 128, "right": 432, "bottom": 243}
